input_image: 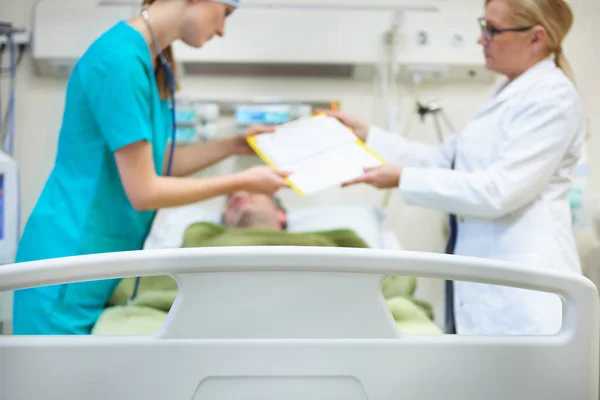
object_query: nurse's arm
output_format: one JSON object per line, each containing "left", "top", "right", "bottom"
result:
{"left": 163, "top": 136, "right": 239, "bottom": 177}
{"left": 396, "top": 86, "right": 582, "bottom": 219}
{"left": 115, "top": 140, "right": 250, "bottom": 210}
{"left": 365, "top": 126, "right": 457, "bottom": 169}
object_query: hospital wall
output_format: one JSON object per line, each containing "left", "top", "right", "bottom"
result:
{"left": 3, "top": 0, "right": 600, "bottom": 321}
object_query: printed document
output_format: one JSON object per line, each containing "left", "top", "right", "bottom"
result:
{"left": 247, "top": 115, "right": 385, "bottom": 196}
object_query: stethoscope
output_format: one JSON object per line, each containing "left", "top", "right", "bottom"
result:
{"left": 129, "top": 9, "right": 177, "bottom": 304}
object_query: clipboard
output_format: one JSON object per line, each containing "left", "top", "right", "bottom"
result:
{"left": 246, "top": 113, "right": 386, "bottom": 197}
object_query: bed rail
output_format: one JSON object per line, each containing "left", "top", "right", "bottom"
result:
{"left": 0, "top": 247, "right": 598, "bottom": 400}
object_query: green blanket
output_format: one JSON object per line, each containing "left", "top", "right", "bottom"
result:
{"left": 93, "top": 223, "right": 442, "bottom": 336}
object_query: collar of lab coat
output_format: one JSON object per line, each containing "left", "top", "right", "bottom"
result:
{"left": 474, "top": 58, "right": 557, "bottom": 117}
{"left": 493, "top": 57, "right": 557, "bottom": 101}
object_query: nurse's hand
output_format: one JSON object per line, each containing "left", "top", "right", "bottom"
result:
{"left": 317, "top": 110, "right": 370, "bottom": 141}
{"left": 231, "top": 125, "right": 277, "bottom": 155}
{"left": 237, "top": 166, "right": 291, "bottom": 195}
{"left": 342, "top": 164, "right": 403, "bottom": 189}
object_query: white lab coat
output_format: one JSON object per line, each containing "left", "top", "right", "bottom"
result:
{"left": 366, "top": 59, "right": 586, "bottom": 335}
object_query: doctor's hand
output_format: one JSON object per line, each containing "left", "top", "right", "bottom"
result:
{"left": 342, "top": 164, "right": 403, "bottom": 189}
{"left": 230, "top": 125, "right": 276, "bottom": 156}
{"left": 236, "top": 166, "right": 291, "bottom": 195}
{"left": 316, "top": 110, "right": 370, "bottom": 141}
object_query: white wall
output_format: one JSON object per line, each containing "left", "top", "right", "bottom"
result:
{"left": 2, "top": 0, "right": 600, "bottom": 324}
{"left": 6, "top": 0, "right": 497, "bottom": 250}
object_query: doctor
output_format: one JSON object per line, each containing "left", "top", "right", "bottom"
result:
{"left": 328, "top": 0, "right": 585, "bottom": 335}
{"left": 13, "top": 0, "right": 289, "bottom": 335}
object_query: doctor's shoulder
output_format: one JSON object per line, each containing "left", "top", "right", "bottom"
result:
{"left": 513, "top": 75, "right": 583, "bottom": 121}
{"left": 535, "top": 66, "right": 581, "bottom": 107}
{"left": 493, "top": 77, "right": 585, "bottom": 150}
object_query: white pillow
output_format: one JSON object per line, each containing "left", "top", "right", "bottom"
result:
{"left": 144, "top": 203, "right": 387, "bottom": 250}
{"left": 143, "top": 202, "right": 220, "bottom": 250}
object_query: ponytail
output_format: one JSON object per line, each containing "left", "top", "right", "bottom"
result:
{"left": 555, "top": 48, "right": 577, "bottom": 86}
{"left": 156, "top": 45, "right": 180, "bottom": 100}
{"left": 141, "top": 0, "right": 180, "bottom": 100}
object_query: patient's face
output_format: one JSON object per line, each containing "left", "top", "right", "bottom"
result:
{"left": 224, "top": 191, "right": 287, "bottom": 230}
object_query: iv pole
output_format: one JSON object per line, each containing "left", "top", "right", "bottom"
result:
{"left": 0, "top": 21, "right": 26, "bottom": 156}
{"left": 380, "top": 97, "right": 455, "bottom": 209}
{"left": 416, "top": 100, "right": 455, "bottom": 143}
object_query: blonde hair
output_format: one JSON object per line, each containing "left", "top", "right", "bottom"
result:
{"left": 142, "top": 0, "right": 181, "bottom": 100}
{"left": 486, "top": 0, "right": 576, "bottom": 84}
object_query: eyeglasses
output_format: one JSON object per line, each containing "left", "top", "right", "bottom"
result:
{"left": 478, "top": 17, "right": 533, "bottom": 40}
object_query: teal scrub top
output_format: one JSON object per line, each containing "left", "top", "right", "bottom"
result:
{"left": 13, "top": 21, "right": 170, "bottom": 335}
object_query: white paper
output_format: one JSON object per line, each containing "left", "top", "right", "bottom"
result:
{"left": 254, "top": 115, "right": 357, "bottom": 166}
{"left": 254, "top": 115, "right": 384, "bottom": 195}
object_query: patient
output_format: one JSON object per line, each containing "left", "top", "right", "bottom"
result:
{"left": 222, "top": 190, "right": 288, "bottom": 230}
{"left": 92, "top": 191, "right": 442, "bottom": 336}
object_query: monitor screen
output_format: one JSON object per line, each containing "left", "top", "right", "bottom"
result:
{"left": 236, "top": 109, "right": 291, "bottom": 125}
{"left": 175, "top": 109, "right": 197, "bottom": 125}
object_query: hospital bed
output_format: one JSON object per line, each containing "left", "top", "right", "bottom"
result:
{"left": 0, "top": 246, "right": 598, "bottom": 399}
{"left": 0, "top": 203, "right": 598, "bottom": 399}
{"left": 142, "top": 201, "right": 446, "bottom": 325}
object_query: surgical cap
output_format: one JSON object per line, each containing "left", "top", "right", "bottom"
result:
{"left": 210, "top": 0, "right": 240, "bottom": 7}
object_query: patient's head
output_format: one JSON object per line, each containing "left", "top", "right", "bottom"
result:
{"left": 223, "top": 191, "right": 287, "bottom": 230}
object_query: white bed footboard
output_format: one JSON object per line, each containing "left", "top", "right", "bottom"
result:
{"left": 0, "top": 247, "right": 598, "bottom": 400}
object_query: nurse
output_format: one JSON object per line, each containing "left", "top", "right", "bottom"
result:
{"left": 327, "top": 0, "right": 585, "bottom": 335}
{"left": 13, "top": 0, "right": 289, "bottom": 335}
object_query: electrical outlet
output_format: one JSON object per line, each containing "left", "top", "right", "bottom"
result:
{"left": 415, "top": 30, "right": 429, "bottom": 46}
{"left": 449, "top": 32, "right": 465, "bottom": 48}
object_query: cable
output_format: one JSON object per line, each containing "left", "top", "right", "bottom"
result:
{"left": 0, "top": 46, "right": 24, "bottom": 74}
{"left": 374, "top": 39, "right": 389, "bottom": 129}
{"left": 0, "top": 43, "right": 4, "bottom": 134}
{"left": 8, "top": 35, "right": 15, "bottom": 156}
{"left": 3, "top": 35, "right": 16, "bottom": 156}
{"left": 0, "top": 34, "right": 21, "bottom": 241}
{"left": 129, "top": 82, "right": 176, "bottom": 305}
{"left": 0, "top": 35, "right": 17, "bottom": 155}
{"left": 379, "top": 13, "right": 404, "bottom": 209}
{"left": 129, "top": 9, "right": 179, "bottom": 305}
{"left": 402, "top": 72, "right": 422, "bottom": 140}
{"left": 386, "top": 12, "right": 402, "bottom": 133}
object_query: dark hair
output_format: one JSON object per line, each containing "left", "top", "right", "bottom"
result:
{"left": 272, "top": 195, "right": 286, "bottom": 213}
{"left": 272, "top": 195, "right": 287, "bottom": 230}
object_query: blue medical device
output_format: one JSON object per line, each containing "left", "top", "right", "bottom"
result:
{"left": 236, "top": 108, "right": 291, "bottom": 125}
{"left": 129, "top": 9, "right": 178, "bottom": 303}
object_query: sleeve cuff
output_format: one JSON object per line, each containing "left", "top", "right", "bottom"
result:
{"left": 365, "top": 126, "right": 390, "bottom": 153}
{"left": 398, "top": 167, "right": 428, "bottom": 204}
{"left": 111, "top": 135, "right": 153, "bottom": 153}
{"left": 364, "top": 126, "right": 406, "bottom": 164}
